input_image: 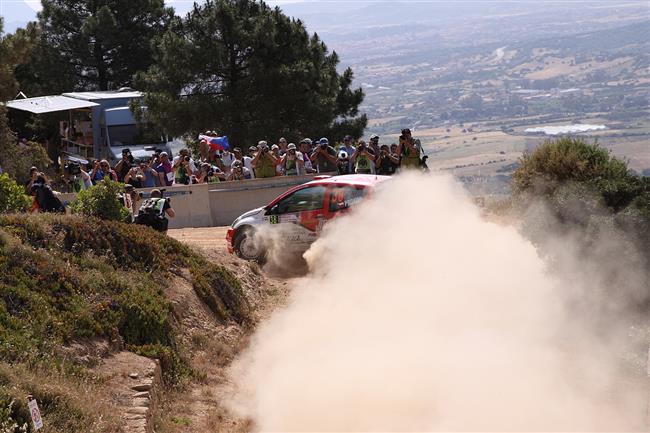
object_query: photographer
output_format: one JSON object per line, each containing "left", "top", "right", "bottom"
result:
{"left": 397, "top": 128, "right": 421, "bottom": 169}
{"left": 63, "top": 161, "right": 92, "bottom": 192}
{"left": 124, "top": 163, "right": 146, "bottom": 188}
{"left": 114, "top": 149, "right": 134, "bottom": 182}
{"left": 350, "top": 140, "right": 376, "bottom": 174}
{"left": 280, "top": 143, "right": 304, "bottom": 176}
{"left": 227, "top": 160, "right": 252, "bottom": 181}
{"left": 231, "top": 148, "right": 255, "bottom": 179}
{"left": 251, "top": 141, "right": 278, "bottom": 178}
{"left": 310, "top": 138, "right": 338, "bottom": 173}
{"left": 90, "top": 159, "right": 118, "bottom": 184}
{"left": 173, "top": 149, "right": 195, "bottom": 185}
{"left": 135, "top": 189, "right": 174, "bottom": 233}
{"left": 339, "top": 135, "right": 356, "bottom": 173}
{"left": 197, "top": 162, "right": 226, "bottom": 183}
{"left": 337, "top": 150, "right": 352, "bottom": 175}
{"left": 376, "top": 144, "right": 400, "bottom": 175}
{"left": 139, "top": 158, "right": 159, "bottom": 188}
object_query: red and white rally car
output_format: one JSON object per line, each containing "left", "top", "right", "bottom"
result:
{"left": 226, "top": 174, "right": 390, "bottom": 261}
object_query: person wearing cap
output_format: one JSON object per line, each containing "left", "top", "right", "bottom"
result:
{"left": 369, "top": 134, "right": 381, "bottom": 156}
{"left": 397, "top": 128, "right": 421, "bottom": 169}
{"left": 227, "top": 160, "right": 252, "bottom": 181}
{"left": 271, "top": 144, "right": 284, "bottom": 175}
{"left": 232, "top": 147, "right": 255, "bottom": 179}
{"left": 280, "top": 143, "right": 304, "bottom": 176}
{"left": 197, "top": 162, "right": 225, "bottom": 183}
{"left": 172, "top": 149, "right": 196, "bottom": 185}
{"left": 155, "top": 152, "right": 174, "bottom": 186}
{"left": 350, "top": 140, "right": 376, "bottom": 174}
{"left": 310, "top": 137, "right": 338, "bottom": 174}
{"left": 252, "top": 140, "right": 278, "bottom": 178}
{"left": 299, "top": 139, "right": 316, "bottom": 173}
{"left": 339, "top": 135, "right": 356, "bottom": 173}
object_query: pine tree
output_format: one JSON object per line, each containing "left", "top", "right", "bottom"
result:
{"left": 19, "top": 0, "right": 173, "bottom": 92}
{"left": 135, "top": 0, "right": 366, "bottom": 146}
{"left": 0, "top": 18, "right": 37, "bottom": 158}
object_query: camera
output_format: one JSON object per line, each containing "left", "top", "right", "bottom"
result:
{"left": 358, "top": 143, "right": 366, "bottom": 152}
{"left": 64, "top": 162, "right": 81, "bottom": 176}
{"left": 184, "top": 156, "right": 191, "bottom": 162}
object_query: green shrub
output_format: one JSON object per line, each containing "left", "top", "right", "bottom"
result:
{"left": 69, "top": 180, "right": 130, "bottom": 221}
{"left": 512, "top": 137, "right": 649, "bottom": 212}
{"left": 0, "top": 141, "right": 51, "bottom": 186}
{"left": 0, "top": 393, "right": 28, "bottom": 433}
{"left": 0, "top": 174, "right": 30, "bottom": 213}
{"left": 118, "top": 286, "right": 172, "bottom": 346}
{"left": 191, "top": 264, "right": 250, "bottom": 325}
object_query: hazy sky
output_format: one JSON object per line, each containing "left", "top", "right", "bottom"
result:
{"left": 0, "top": 0, "right": 302, "bottom": 32}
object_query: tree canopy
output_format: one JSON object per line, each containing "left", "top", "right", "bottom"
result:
{"left": 1, "top": 18, "right": 39, "bottom": 168}
{"left": 16, "top": 0, "right": 173, "bottom": 93}
{"left": 135, "top": 0, "right": 366, "bottom": 146}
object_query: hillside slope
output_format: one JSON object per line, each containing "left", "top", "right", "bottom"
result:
{"left": 0, "top": 215, "right": 274, "bottom": 432}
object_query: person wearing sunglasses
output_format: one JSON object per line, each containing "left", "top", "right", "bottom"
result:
{"left": 90, "top": 159, "right": 118, "bottom": 184}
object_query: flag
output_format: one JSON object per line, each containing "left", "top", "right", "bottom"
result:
{"left": 199, "top": 134, "right": 229, "bottom": 151}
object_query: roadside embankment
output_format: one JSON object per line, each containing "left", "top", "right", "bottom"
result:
{"left": 0, "top": 214, "right": 270, "bottom": 432}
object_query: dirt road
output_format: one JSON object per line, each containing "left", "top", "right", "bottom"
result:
{"left": 162, "top": 226, "right": 292, "bottom": 433}
{"left": 169, "top": 226, "right": 230, "bottom": 253}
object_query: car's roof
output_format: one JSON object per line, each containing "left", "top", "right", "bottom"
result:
{"left": 265, "top": 174, "right": 391, "bottom": 209}
{"left": 305, "top": 174, "right": 391, "bottom": 187}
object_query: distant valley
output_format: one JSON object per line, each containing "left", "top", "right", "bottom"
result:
{"left": 283, "top": 0, "right": 650, "bottom": 194}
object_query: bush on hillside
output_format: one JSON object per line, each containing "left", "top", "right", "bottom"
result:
{"left": 0, "top": 214, "right": 250, "bottom": 386}
{"left": 510, "top": 137, "right": 650, "bottom": 315}
{"left": 0, "top": 174, "right": 30, "bottom": 213}
{"left": 512, "top": 137, "right": 649, "bottom": 212}
{"left": 69, "top": 180, "right": 130, "bottom": 221}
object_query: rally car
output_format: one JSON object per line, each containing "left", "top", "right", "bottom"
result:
{"left": 226, "top": 174, "right": 390, "bottom": 262}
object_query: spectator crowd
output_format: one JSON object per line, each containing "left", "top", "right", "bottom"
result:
{"left": 31, "top": 128, "right": 427, "bottom": 194}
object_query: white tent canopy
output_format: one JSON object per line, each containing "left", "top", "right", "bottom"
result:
{"left": 5, "top": 95, "right": 99, "bottom": 114}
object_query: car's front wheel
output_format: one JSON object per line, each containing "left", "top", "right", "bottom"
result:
{"left": 233, "top": 227, "right": 267, "bottom": 264}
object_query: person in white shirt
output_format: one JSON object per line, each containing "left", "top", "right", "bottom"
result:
{"left": 232, "top": 147, "right": 255, "bottom": 179}
{"left": 299, "top": 139, "right": 316, "bottom": 173}
{"left": 280, "top": 143, "right": 304, "bottom": 175}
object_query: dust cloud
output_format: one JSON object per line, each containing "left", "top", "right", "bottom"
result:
{"left": 227, "top": 173, "right": 646, "bottom": 431}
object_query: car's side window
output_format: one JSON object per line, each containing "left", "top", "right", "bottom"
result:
{"left": 328, "top": 185, "right": 366, "bottom": 212}
{"left": 276, "top": 185, "right": 327, "bottom": 214}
